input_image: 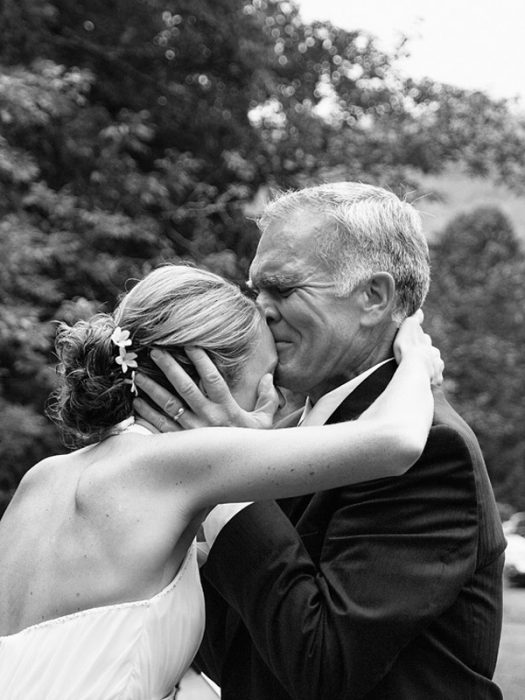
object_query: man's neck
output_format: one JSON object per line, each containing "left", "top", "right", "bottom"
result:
{"left": 309, "top": 336, "right": 395, "bottom": 404}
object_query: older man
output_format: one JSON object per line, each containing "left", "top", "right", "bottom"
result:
{"left": 136, "top": 183, "right": 505, "bottom": 699}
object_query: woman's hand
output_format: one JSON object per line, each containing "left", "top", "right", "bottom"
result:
{"left": 393, "top": 310, "right": 444, "bottom": 386}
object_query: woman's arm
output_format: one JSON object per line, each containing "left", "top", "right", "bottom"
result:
{"left": 126, "top": 314, "right": 442, "bottom": 509}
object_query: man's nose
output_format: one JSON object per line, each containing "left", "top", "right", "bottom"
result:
{"left": 256, "top": 290, "right": 280, "bottom": 323}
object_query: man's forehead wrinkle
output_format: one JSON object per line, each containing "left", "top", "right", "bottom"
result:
{"left": 280, "top": 211, "right": 333, "bottom": 241}
{"left": 250, "top": 250, "right": 297, "bottom": 281}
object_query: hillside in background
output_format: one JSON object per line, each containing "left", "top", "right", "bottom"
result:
{"left": 415, "top": 167, "right": 525, "bottom": 243}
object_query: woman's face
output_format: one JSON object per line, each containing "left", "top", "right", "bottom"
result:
{"left": 230, "top": 321, "right": 278, "bottom": 411}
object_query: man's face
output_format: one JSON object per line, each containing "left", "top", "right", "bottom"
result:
{"left": 249, "top": 209, "right": 366, "bottom": 399}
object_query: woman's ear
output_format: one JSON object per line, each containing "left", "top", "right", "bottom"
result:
{"left": 359, "top": 272, "right": 396, "bottom": 327}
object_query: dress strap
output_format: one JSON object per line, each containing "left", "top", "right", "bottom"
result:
{"left": 120, "top": 422, "right": 154, "bottom": 436}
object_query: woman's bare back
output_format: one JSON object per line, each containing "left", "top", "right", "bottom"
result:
{"left": 0, "top": 436, "right": 197, "bottom": 636}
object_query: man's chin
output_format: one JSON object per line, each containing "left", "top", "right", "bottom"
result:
{"left": 275, "top": 364, "right": 308, "bottom": 395}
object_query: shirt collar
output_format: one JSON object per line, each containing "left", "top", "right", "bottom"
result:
{"left": 298, "top": 358, "right": 394, "bottom": 427}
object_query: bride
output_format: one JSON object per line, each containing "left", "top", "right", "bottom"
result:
{"left": 0, "top": 264, "right": 442, "bottom": 700}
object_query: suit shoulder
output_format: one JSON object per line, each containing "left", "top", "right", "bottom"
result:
{"left": 428, "top": 389, "right": 505, "bottom": 563}
{"left": 431, "top": 389, "right": 483, "bottom": 460}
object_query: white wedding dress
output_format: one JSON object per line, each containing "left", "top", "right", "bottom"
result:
{"left": 0, "top": 540, "right": 205, "bottom": 700}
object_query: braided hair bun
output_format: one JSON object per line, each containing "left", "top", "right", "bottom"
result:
{"left": 48, "top": 263, "right": 263, "bottom": 448}
{"left": 48, "top": 314, "right": 134, "bottom": 446}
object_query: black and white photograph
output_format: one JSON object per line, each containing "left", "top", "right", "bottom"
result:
{"left": 1, "top": 1, "right": 524, "bottom": 698}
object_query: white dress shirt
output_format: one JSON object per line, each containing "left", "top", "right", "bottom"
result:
{"left": 298, "top": 358, "right": 394, "bottom": 427}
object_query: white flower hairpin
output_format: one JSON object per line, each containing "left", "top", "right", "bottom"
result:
{"left": 110, "top": 327, "right": 138, "bottom": 395}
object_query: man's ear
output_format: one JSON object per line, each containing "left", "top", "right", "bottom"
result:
{"left": 359, "top": 272, "right": 396, "bottom": 327}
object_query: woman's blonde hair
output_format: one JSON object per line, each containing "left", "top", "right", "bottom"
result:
{"left": 49, "top": 264, "right": 262, "bottom": 446}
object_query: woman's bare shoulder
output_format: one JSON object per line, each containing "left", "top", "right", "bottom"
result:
{"left": 14, "top": 453, "right": 72, "bottom": 494}
{"left": 72, "top": 433, "right": 195, "bottom": 516}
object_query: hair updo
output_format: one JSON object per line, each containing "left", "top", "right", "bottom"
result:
{"left": 49, "top": 264, "right": 262, "bottom": 447}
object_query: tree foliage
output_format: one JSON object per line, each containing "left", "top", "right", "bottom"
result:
{"left": 1, "top": 0, "right": 525, "bottom": 512}
{"left": 425, "top": 207, "right": 525, "bottom": 508}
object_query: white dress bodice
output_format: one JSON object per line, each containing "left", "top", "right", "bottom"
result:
{"left": 0, "top": 541, "right": 205, "bottom": 700}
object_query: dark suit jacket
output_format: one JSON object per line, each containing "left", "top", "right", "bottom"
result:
{"left": 196, "top": 362, "right": 506, "bottom": 699}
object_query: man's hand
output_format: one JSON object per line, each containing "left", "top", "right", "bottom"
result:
{"left": 133, "top": 347, "right": 280, "bottom": 432}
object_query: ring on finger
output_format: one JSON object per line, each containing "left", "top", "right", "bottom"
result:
{"left": 173, "top": 407, "right": 185, "bottom": 422}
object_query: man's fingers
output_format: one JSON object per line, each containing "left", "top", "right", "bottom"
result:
{"left": 144, "top": 348, "right": 246, "bottom": 428}
{"left": 134, "top": 371, "right": 186, "bottom": 419}
{"left": 253, "top": 374, "right": 280, "bottom": 426}
{"left": 149, "top": 348, "right": 214, "bottom": 414}
{"left": 133, "top": 397, "right": 183, "bottom": 433}
{"left": 184, "top": 347, "right": 234, "bottom": 404}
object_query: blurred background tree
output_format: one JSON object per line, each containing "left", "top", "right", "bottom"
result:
{"left": 1, "top": 0, "right": 524, "bottom": 514}
{"left": 425, "top": 207, "right": 525, "bottom": 509}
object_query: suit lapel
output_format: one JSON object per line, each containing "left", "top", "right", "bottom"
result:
{"left": 326, "top": 360, "right": 397, "bottom": 424}
{"left": 279, "top": 360, "right": 397, "bottom": 524}
{"left": 222, "top": 363, "right": 401, "bottom": 681}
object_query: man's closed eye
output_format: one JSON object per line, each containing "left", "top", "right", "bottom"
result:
{"left": 273, "top": 286, "right": 295, "bottom": 298}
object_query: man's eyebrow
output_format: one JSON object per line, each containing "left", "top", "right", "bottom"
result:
{"left": 250, "top": 272, "right": 299, "bottom": 288}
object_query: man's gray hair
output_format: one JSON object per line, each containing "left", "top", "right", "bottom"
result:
{"left": 258, "top": 182, "right": 430, "bottom": 322}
